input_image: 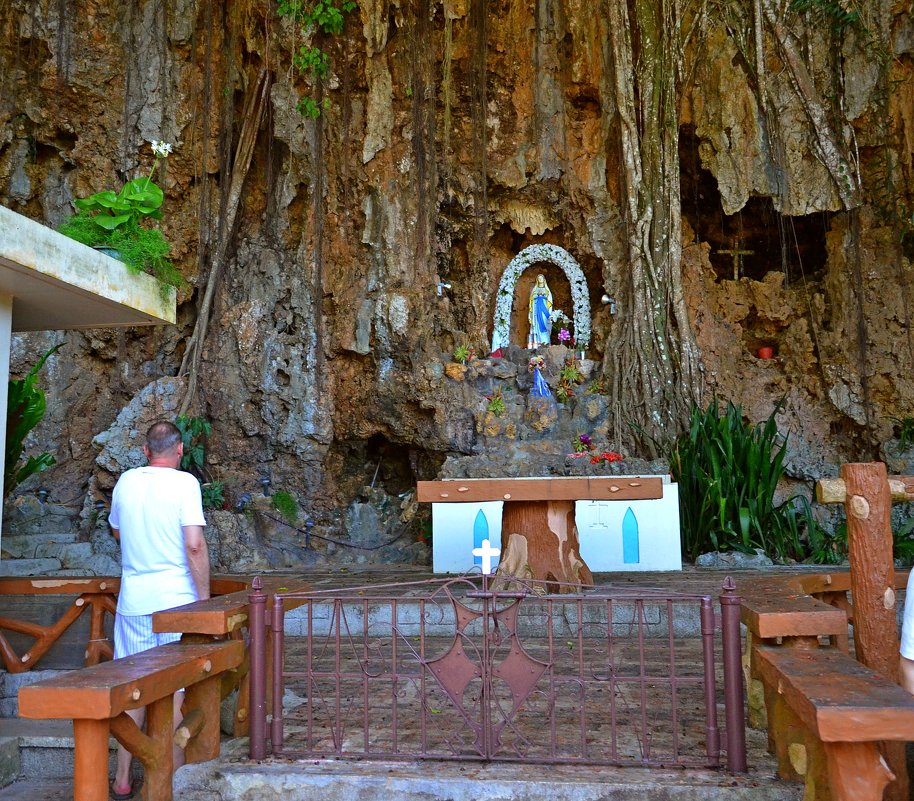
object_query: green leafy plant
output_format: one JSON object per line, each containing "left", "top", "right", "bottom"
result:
{"left": 72, "top": 141, "right": 170, "bottom": 232}
{"left": 669, "top": 398, "right": 825, "bottom": 562}
{"left": 486, "top": 388, "right": 506, "bottom": 417}
{"left": 587, "top": 376, "right": 609, "bottom": 395}
{"left": 453, "top": 343, "right": 470, "bottom": 364}
{"left": 278, "top": 0, "right": 357, "bottom": 118}
{"left": 554, "top": 357, "right": 583, "bottom": 403}
{"left": 174, "top": 415, "right": 213, "bottom": 481}
{"left": 58, "top": 141, "right": 182, "bottom": 292}
{"left": 559, "top": 359, "right": 582, "bottom": 384}
{"left": 889, "top": 415, "right": 914, "bottom": 451}
{"left": 790, "top": 0, "right": 861, "bottom": 33}
{"left": 201, "top": 481, "right": 225, "bottom": 510}
{"left": 894, "top": 517, "right": 914, "bottom": 565}
{"left": 5, "top": 344, "right": 62, "bottom": 498}
{"left": 271, "top": 489, "right": 299, "bottom": 525}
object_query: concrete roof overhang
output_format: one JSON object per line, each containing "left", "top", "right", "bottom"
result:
{"left": 0, "top": 204, "right": 176, "bottom": 331}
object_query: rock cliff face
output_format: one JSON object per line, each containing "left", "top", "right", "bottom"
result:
{"left": 0, "top": 1, "right": 912, "bottom": 568}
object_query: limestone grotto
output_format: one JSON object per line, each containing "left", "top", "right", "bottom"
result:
{"left": 0, "top": 0, "right": 913, "bottom": 574}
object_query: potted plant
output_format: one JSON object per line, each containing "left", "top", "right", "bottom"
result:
{"left": 58, "top": 141, "right": 182, "bottom": 291}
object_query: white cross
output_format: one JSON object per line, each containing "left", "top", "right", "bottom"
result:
{"left": 472, "top": 538, "right": 501, "bottom": 575}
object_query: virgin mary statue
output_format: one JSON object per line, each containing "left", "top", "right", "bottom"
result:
{"left": 527, "top": 274, "right": 553, "bottom": 349}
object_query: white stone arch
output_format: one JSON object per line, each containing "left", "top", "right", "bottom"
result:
{"left": 490, "top": 244, "right": 591, "bottom": 353}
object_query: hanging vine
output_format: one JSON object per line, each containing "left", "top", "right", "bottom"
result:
{"left": 603, "top": 0, "right": 704, "bottom": 456}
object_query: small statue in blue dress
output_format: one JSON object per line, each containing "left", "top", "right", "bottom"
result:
{"left": 527, "top": 274, "right": 553, "bottom": 349}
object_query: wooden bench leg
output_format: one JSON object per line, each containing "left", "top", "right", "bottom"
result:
{"left": 72, "top": 719, "right": 110, "bottom": 801}
{"left": 183, "top": 674, "right": 221, "bottom": 763}
{"left": 823, "top": 741, "right": 894, "bottom": 801}
{"left": 110, "top": 698, "right": 174, "bottom": 801}
{"left": 144, "top": 695, "right": 175, "bottom": 801}
{"left": 762, "top": 684, "right": 806, "bottom": 781}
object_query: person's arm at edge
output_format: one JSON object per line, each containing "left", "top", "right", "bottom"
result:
{"left": 901, "top": 655, "right": 914, "bottom": 695}
{"left": 183, "top": 525, "right": 210, "bottom": 601}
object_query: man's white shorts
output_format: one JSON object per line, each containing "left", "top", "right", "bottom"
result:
{"left": 114, "top": 613, "right": 181, "bottom": 659}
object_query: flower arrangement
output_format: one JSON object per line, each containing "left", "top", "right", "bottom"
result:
{"left": 566, "top": 434, "right": 624, "bottom": 464}
{"left": 590, "top": 451, "right": 624, "bottom": 465}
{"left": 59, "top": 140, "right": 182, "bottom": 291}
{"left": 528, "top": 355, "right": 546, "bottom": 372}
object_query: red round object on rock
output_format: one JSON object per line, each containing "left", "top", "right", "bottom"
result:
{"left": 756, "top": 346, "right": 774, "bottom": 360}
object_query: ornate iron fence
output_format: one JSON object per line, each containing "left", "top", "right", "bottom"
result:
{"left": 248, "top": 575, "right": 746, "bottom": 771}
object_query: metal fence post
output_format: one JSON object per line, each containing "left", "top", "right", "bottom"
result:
{"left": 271, "top": 592, "right": 285, "bottom": 753}
{"left": 248, "top": 576, "right": 267, "bottom": 760}
{"left": 700, "top": 596, "right": 721, "bottom": 765}
{"left": 720, "top": 576, "right": 747, "bottom": 772}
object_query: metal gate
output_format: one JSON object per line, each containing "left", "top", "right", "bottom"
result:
{"left": 248, "top": 575, "right": 746, "bottom": 770}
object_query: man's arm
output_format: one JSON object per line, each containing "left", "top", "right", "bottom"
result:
{"left": 901, "top": 655, "right": 914, "bottom": 695}
{"left": 183, "top": 525, "right": 210, "bottom": 601}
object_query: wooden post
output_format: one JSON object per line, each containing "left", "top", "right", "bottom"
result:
{"left": 145, "top": 695, "right": 175, "bottom": 801}
{"left": 72, "top": 719, "right": 110, "bottom": 801}
{"left": 841, "top": 462, "right": 907, "bottom": 801}
{"left": 183, "top": 674, "right": 220, "bottom": 763}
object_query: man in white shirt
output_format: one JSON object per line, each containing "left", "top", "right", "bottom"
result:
{"left": 108, "top": 420, "right": 210, "bottom": 800}
{"left": 902, "top": 570, "right": 914, "bottom": 696}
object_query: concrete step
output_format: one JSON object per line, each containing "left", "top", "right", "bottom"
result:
{"left": 0, "top": 560, "right": 62, "bottom": 578}
{"left": 175, "top": 737, "right": 802, "bottom": 801}
{"left": 0, "top": 719, "right": 79, "bottom": 780}
{"left": 31, "top": 542, "right": 94, "bottom": 568}
{"left": 0, "top": 737, "right": 18, "bottom": 790}
{"left": 0, "top": 533, "right": 79, "bottom": 560}
{"left": 0, "top": 730, "right": 804, "bottom": 801}
{"left": 0, "top": 718, "right": 118, "bottom": 782}
{"left": 0, "top": 778, "right": 71, "bottom": 801}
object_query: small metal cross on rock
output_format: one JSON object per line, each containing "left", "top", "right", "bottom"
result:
{"left": 717, "top": 241, "right": 754, "bottom": 281}
{"left": 472, "top": 538, "right": 501, "bottom": 575}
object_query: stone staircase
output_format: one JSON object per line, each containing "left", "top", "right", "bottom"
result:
{"left": 0, "top": 670, "right": 113, "bottom": 788}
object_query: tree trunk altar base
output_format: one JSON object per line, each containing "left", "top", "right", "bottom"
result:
{"left": 493, "top": 500, "right": 594, "bottom": 594}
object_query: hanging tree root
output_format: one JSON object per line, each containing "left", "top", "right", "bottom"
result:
{"left": 178, "top": 68, "right": 271, "bottom": 416}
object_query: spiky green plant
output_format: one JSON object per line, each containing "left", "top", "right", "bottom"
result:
{"left": 5, "top": 344, "right": 63, "bottom": 498}
{"left": 669, "top": 398, "right": 829, "bottom": 562}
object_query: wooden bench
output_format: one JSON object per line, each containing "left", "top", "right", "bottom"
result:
{"left": 152, "top": 578, "right": 310, "bottom": 737}
{"left": 755, "top": 645, "right": 914, "bottom": 801}
{"left": 18, "top": 639, "right": 244, "bottom": 801}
